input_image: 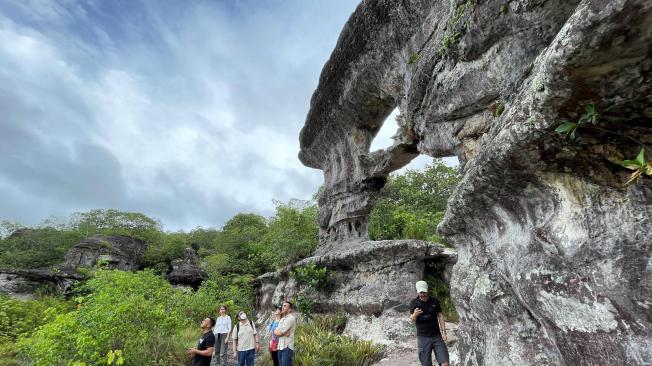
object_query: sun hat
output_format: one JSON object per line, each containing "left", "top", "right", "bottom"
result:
{"left": 415, "top": 280, "right": 428, "bottom": 293}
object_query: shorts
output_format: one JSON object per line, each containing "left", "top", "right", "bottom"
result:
{"left": 417, "top": 335, "right": 449, "bottom": 365}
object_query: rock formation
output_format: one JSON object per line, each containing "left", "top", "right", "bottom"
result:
{"left": 167, "top": 246, "right": 208, "bottom": 289}
{"left": 0, "top": 267, "right": 83, "bottom": 299}
{"left": 64, "top": 235, "right": 146, "bottom": 271}
{"left": 294, "top": 0, "right": 652, "bottom": 364}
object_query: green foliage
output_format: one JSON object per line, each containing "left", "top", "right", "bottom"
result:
{"left": 0, "top": 295, "right": 72, "bottom": 365}
{"left": 555, "top": 102, "right": 650, "bottom": 185}
{"left": 291, "top": 263, "right": 331, "bottom": 291}
{"left": 408, "top": 53, "right": 418, "bottom": 64}
{"left": 555, "top": 102, "right": 601, "bottom": 139}
{"left": 424, "top": 273, "right": 459, "bottom": 323}
{"left": 18, "top": 270, "right": 187, "bottom": 366}
{"left": 490, "top": 102, "right": 505, "bottom": 118}
{"left": 294, "top": 291, "right": 316, "bottom": 321}
{"left": 437, "top": 1, "right": 473, "bottom": 56}
{"left": 0, "top": 227, "right": 83, "bottom": 268}
{"left": 252, "top": 200, "right": 319, "bottom": 271}
{"left": 369, "top": 159, "right": 460, "bottom": 242}
{"left": 140, "top": 232, "right": 190, "bottom": 274}
{"left": 621, "top": 147, "right": 652, "bottom": 185}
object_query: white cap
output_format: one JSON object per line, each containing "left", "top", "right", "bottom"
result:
{"left": 415, "top": 281, "right": 428, "bottom": 293}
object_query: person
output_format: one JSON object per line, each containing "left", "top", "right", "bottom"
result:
{"left": 188, "top": 317, "right": 216, "bottom": 366}
{"left": 211, "top": 305, "right": 232, "bottom": 366}
{"left": 273, "top": 301, "right": 296, "bottom": 366}
{"left": 231, "top": 311, "right": 259, "bottom": 366}
{"left": 409, "top": 280, "right": 449, "bottom": 366}
{"left": 267, "top": 305, "right": 282, "bottom": 366}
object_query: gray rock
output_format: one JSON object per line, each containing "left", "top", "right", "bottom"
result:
{"left": 298, "top": 0, "right": 652, "bottom": 364}
{"left": 256, "top": 240, "right": 456, "bottom": 345}
{"left": 167, "top": 247, "right": 208, "bottom": 289}
{"left": 0, "top": 267, "right": 84, "bottom": 299}
{"left": 64, "top": 234, "right": 146, "bottom": 271}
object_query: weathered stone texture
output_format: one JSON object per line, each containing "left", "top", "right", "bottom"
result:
{"left": 299, "top": 0, "right": 652, "bottom": 364}
{"left": 64, "top": 234, "right": 146, "bottom": 271}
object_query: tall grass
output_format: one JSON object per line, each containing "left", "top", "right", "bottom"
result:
{"left": 258, "top": 314, "right": 382, "bottom": 366}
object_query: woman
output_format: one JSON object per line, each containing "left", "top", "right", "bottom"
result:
{"left": 267, "top": 306, "right": 282, "bottom": 366}
{"left": 211, "top": 305, "right": 232, "bottom": 366}
{"left": 231, "top": 311, "right": 259, "bottom": 366}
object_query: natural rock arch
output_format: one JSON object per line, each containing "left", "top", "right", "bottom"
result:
{"left": 298, "top": 0, "right": 652, "bottom": 364}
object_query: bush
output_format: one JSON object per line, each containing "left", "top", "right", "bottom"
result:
{"left": 17, "top": 270, "right": 188, "bottom": 366}
{"left": 424, "top": 273, "right": 459, "bottom": 323}
{"left": 291, "top": 263, "right": 331, "bottom": 291}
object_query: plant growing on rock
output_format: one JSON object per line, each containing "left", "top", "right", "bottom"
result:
{"left": 291, "top": 262, "right": 331, "bottom": 291}
{"left": 555, "top": 102, "right": 651, "bottom": 185}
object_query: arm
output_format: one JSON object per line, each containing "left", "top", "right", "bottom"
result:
{"left": 438, "top": 313, "right": 447, "bottom": 341}
{"left": 409, "top": 307, "right": 422, "bottom": 322}
{"left": 191, "top": 347, "right": 214, "bottom": 357}
{"left": 254, "top": 326, "right": 260, "bottom": 353}
{"left": 273, "top": 316, "right": 295, "bottom": 337}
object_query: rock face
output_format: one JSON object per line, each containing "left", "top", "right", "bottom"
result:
{"left": 64, "top": 235, "right": 146, "bottom": 271}
{"left": 0, "top": 267, "right": 84, "bottom": 299}
{"left": 167, "top": 247, "right": 208, "bottom": 289}
{"left": 298, "top": 0, "right": 652, "bottom": 365}
{"left": 256, "top": 240, "right": 456, "bottom": 347}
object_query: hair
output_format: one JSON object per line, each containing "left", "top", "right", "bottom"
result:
{"left": 220, "top": 304, "right": 228, "bottom": 312}
{"left": 207, "top": 317, "right": 216, "bottom": 327}
{"left": 283, "top": 301, "right": 294, "bottom": 310}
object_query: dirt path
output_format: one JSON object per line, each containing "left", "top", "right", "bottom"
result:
{"left": 373, "top": 347, "right": 422, "bottom": 366}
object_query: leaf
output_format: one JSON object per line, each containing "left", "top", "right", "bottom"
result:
{"left": 621, "top": 148, "right": 646, "bottom": 169}
{"left": 555, "top": 122, "right": 576, "bottom": 134}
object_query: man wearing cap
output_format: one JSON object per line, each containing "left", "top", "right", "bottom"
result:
{"left": 409, "top": 280, "right": 449, "bottom": 366}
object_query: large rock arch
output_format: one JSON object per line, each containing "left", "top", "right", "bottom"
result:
{"left": 298, "top": 0, "right": 652, "bottom": 364}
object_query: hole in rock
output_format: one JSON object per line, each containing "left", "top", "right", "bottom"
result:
{"left": 369, "top": 107, "right": 400, "bottom": 152}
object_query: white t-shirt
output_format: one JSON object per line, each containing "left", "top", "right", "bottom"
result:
{"left": 276, "top": 314, "right": 296, "bottom": 351}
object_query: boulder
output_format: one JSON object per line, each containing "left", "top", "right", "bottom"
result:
{"left": 167, "top": 247, "right": 208, "bottom": 289}
{"left": 297, "top": 0, "right": 652, "bottom": 364}
{"left": 256, "top": 240, "right": 456, "bottom": 346}
{"left": 64, "top": 234, "right": 146, "bottom": 271}
{"left": 0, "top": 267, "right": 84, "bottom": 299}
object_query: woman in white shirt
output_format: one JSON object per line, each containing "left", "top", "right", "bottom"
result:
{"left": 211, "top": 305, "right": 232, "bottom": 366}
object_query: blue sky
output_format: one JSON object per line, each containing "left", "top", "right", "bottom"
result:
{"left": 0, "top": 0, "right": 449, "bottom": 231}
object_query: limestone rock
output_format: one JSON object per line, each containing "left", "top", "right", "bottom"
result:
{"left": 64, "top": 234, "right": 146, "bottom": 271}
{"left": 298, "top": 0, "right": 652, "bottom": 364}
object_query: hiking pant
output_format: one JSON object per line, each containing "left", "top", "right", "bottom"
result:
{"left": 278, "top": 348, "right": 293, "bottom": 366}
{"left": 417, "top": 335, "right": 449, "bottom": 366}
{"left": 210, "top": 333, "right": 229, "bottom": 366}
{"left": 237, "top": 349, "right": 255, "bottom": 366}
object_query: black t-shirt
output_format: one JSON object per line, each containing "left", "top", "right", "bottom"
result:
{"left": 192, "top": 331, "right": 215, "bottom": 366}
{"left": 409, "top": 296, "right": 442, "bottom": 337}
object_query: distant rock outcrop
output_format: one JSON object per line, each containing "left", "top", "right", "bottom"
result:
{"left": 290, "top": 0, "right": 652, "bottom": 364}
{"left": 64, "top": 235, "right": 146, "bottom": 271}
{"left": 167, "top": 247, "right": 208, "bottom": 289}
{"left": 0, "top": 267, "right": 83, "bottom": 299}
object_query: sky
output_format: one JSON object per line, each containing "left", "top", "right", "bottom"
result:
{"left": 0, "top": 0, "right": 453, "bottom": 231}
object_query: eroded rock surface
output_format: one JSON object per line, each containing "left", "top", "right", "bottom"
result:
{"left": 167, "top": 247, "right": 208, "bottom": 289}
{"left": 256, "top": 240, "right": 456, "bottom": 345}
{"left": 299, "top": 0, "right": 652, "bottom": 364}
{"left": 64, "top": 234, "right": 146, "bottom": 271}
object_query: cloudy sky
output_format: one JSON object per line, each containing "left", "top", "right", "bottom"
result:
{"left": 0, "top": 0, "right": 445, "bottom": 231}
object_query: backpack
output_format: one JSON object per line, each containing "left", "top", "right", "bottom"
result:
{"left": 236, "top": 319, "right": 254, "bottom": 334}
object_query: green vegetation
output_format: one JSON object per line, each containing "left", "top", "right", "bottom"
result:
{"left": 424, "top": 273, "right": 459, "bottom": 323}
{"left": 0, "top": 161, "right": 462, "bottom": 365}
{"left": 259, "top": 314, "right": 381, "bottom": 366}
{"left": 369, "top": 159, "right": 460, "bottom": 245}
{"left": 555, "top": 102, "right": 651, "bottom": 185}
{"left": 437, "top": 1, "right": 475, "bottom": 56}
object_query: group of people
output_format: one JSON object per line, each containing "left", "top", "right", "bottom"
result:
{"left": 186, "top": 301, "right": 296, "bottom": 366}
{"left": 186, "top": 279, "right": 449, "bottom": 366}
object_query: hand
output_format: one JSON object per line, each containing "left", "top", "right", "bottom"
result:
{"left": 255, "top": 343, "right": 259, "bottom": 353}
{"left": 186, "top": 348, "right": 195, "bottom": 355}
{"left": 442, "top": 333, "right": 448, "bottom": 342}
{"left": 413, "top": 308, "right": 423, "bottom": 317}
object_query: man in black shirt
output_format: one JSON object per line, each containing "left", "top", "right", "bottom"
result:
{"left": 409, "top": 281, "right": 449, "bottom": 366}
{"left": 188, "top": 317, "right": 216, "bottom": 366}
